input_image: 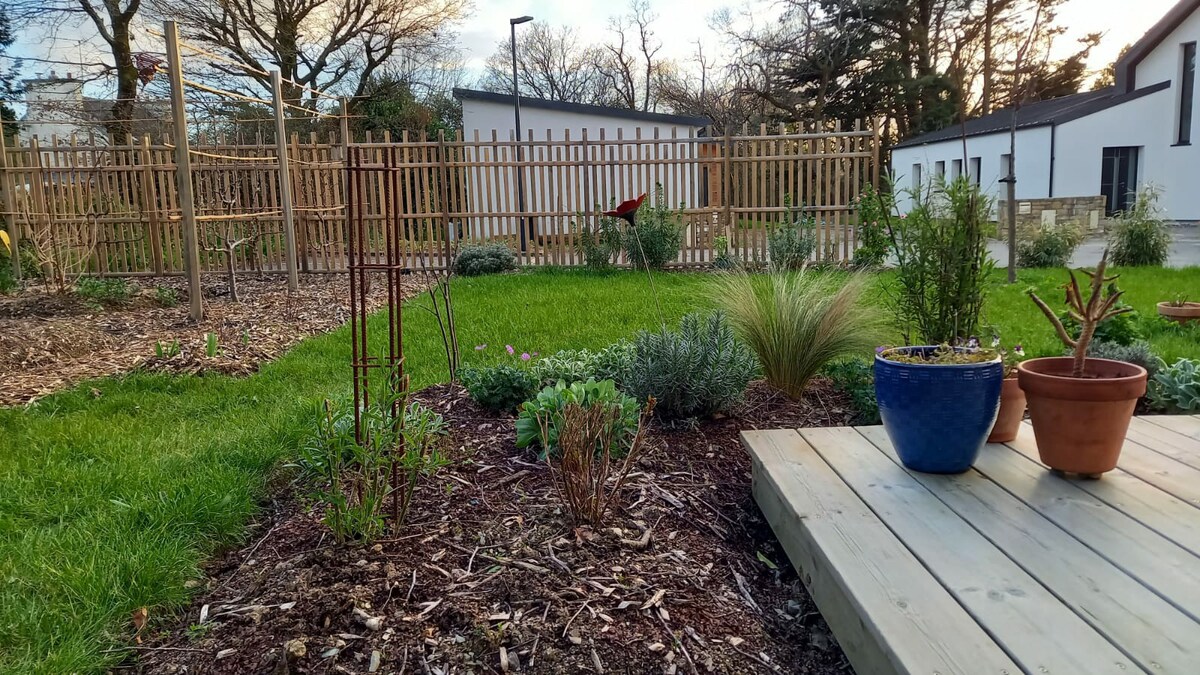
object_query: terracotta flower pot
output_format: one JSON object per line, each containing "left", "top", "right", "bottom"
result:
{"left": 987, "top": 377, "right": 1026, "bottom": 443}
{"left": 1017, "top": 357, "right": 1147, "bottom": 476}
{"left": 1158, "top": 301, "right": 1200, "bottom": 324}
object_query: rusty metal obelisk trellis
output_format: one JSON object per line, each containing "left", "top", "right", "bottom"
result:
{"left": 346, "top": 141, "right": 409, "bottom": 523}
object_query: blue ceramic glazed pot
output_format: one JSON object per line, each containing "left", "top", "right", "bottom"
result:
{"left": 874, "top": 346, "right": 1004, "bottom": 474}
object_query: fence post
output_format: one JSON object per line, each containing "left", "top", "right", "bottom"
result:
{"left": 722, "top": 133, "right": 734, "bottom": 260}
{"left": 165, "top": 20, "right": 203, "bottom": 321}
{"left": 270, "top": 70, "right": 299, "bottom": 292}
{"left": 140, "top": 135, "right": 164, "bottom": 275}
{"left": 0, "top": 130, "right": 19, "bottom": 281}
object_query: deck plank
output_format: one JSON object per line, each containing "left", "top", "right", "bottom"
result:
{"left": 800, "top": 427, "right": 1134, "bottom": 674}
{"left": 971, "top": 440, "right": 1200, "bottom": 621}
{"left": 1112, "top": 435, "right": 1200, "bottom": 508}
{"left": 1125, "top": 417, "right": 1200, "bottom": 470}
{"left": 742, "top": 429, "right": 1019, "bottom": 675}
{"left": 856, "top": 425, "right": 1200, "bottom": 674}
{"left": 1006, "top": 428, "right": 1200, "bottom": 557}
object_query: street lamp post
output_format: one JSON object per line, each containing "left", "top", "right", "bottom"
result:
{"left": 510, "top": 15, "right": 533, "bottom": 251}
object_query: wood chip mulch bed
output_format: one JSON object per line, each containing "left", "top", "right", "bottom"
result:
{"left": 133, "top": 381, "right": 859, "bottom": 675}
{"left": 0, "top": 274, "right": 427, "bottom": 407}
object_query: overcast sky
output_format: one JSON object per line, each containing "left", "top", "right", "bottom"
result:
{"left": 7, "top": 0, "right": 1186, "bottom": 93}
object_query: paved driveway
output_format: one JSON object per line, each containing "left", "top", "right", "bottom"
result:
{"left": 988, "top": 226, "right": 1200, "bottom": 268}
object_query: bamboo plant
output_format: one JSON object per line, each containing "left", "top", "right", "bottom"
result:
{"left": 1028, "top": 249, "right": 1133, "bottom": 377}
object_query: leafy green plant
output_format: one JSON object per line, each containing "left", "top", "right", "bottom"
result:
{"left": 516, "top": 378, "right": 640, "bottom": 457}
{"left": 1151, "top": 358, "right": 1200, "bottom": 412}
{"left": 75, "top": 277, "right": 134, "bottom": 305}
{"left": 575, "top": 213, "right": 623, "bottom": 269}
{"left": 540, "top": 397, "right": 654, "bottom": 525}
{"left": 205, "top": 332, "right": 220, "bottom": 358}
{"left": 713, "top": 272, "right": 881, "bottom": 399}
{"left": 1108, "top": 186, "right": 1171, "bottom": 267}
{"left": 461, "top": 363, "right": 538, "bottom": 412}
{"left": 767, "top": 207, "right": 817, "bottom": 271}
{"left": 713, "top": 234, "right": 739, "bottom": 270}
{"left": 154, "top": 340, "right": 181, "bottom": 358}
{"left": 624, "top": 187, "right": 683, "bottom": 270}
{"left": 453, "top": 242, "right": 517, "bottom": 276}
{"left": 1017, "top": 223, "right": 1083, "bottom": 268}
{"left": 1029, "top": 250, "right": 1133, "bottom": 377}
{"left": 622, "top": 311, "right": 758, "bottom": 419}
{"left": 852, "top": 185, "right": 890, "bottom": 269}
{"left": 879, "top": 344, "right": 1000, "bottom": 364}
{"left": 154, "top": 286, "right": 180, "bottom": 308}
{"left": 870, "top": 176, "right": 995, "bottom": 344}
{"left": 823, "top": 359, "right": 880, "bottom": 425}
{"left": 531, "top": 341, "right": 634, "bottom": 388}
{"left": 298, "top": 392, "right": 450, "bottom": 543}
{"left": 1083, "top": 339, "right": 1162, "bottom": 378}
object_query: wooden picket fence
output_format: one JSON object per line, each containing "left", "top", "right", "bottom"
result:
{"left": 0, "top": 122, "right": 878, "bottom": 277}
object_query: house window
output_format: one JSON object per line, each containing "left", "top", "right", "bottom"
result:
{"left": 912, "top": 163, "right": 923, "bottom": 190}
{"left": 969, "top": 157, "right": 982, "bottom": 186}
{"left": 1101, "top": 146, "right": 1140, "bottom": 216}
{"left": 951, "top": 159, "right": 963, "bottom": 180}
{"left": 1179, "top": 42, "right": 1196, "bottom": 145}
{"left": 1001, "top": 154, "right": 1013, "bottom": 178}
{"left": 934, "top": 160, "right": 946, "bottom": 178}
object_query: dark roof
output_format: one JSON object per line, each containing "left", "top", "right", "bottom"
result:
{"left": 892, "top": 81, "right": 1170, "bottom": 149}
{"left": 1116, "top": 0, "right": 1200, "bottom": 92}
{"left": 453, "top": 88, "right": 710, "bottom": 128}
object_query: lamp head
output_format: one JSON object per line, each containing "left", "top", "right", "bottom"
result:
{"left": 510, "top": 16, "right": 534, "bottom": 25}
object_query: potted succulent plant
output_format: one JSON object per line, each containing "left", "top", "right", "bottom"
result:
{"left": 876, "top": 342, "right": 1004, "bottom": 473}
{"left": 1157, "top": 294, "right": 1200, "bottom": 324}
{"left": 1020, "top": 250, "right": 1148, "bottom": 477}
{"left": 987, "top": 338, "right": 1027, "bottom": 443}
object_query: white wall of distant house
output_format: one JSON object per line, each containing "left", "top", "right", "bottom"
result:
{"left": 20, "top": 79, "right": 91, "bottom": 144}
{"left": 459, "top": 98, "right": 709, "bottom": 237}
{"left": 460, "top": 98, "right": 704, "bottom": 143}
{"left": 1053, "top": 86, "right": 1199, "bottom": 220}
{"left": 888, "top": 126, "right": 1052, "bottom": 214}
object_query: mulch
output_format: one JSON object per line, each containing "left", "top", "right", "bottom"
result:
{"left": 131, "top": 380, "right": 859, "bottom": 675}
{"left": 0, "top": 274, "right": 427, "bottom": 407}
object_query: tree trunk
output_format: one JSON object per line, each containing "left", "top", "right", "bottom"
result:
{"left": 107, "top": 21, "right": 138, "bottom": 140}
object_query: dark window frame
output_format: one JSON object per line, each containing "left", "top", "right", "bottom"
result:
{"left": 1179, "top": 42, "right": 1196, "bottom": 145}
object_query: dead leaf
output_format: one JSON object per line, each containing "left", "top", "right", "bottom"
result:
{"left": 131, "top": 607, "right": 148, "bottom": 644}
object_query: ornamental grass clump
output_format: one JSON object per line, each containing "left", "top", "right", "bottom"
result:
{"left": 1028, "top": 249, "right": 1133, "bottom": 377}
{"left": 714, "top": 272, "right": 882, "bottom": 400}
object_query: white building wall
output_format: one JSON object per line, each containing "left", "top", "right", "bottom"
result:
{"left": 888, "top": 126, "right": 1052, "bottom": 214}
{"left": 20, "top": 78, "right": 91, "bottom": 144}
{"left": 461, "top": 99, "right": 702, "bottom": 143}
{"left": 1131, "top": 9, "right": 1200, "bottom": 86}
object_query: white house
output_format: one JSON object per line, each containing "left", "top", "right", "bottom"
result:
{"left": 452, "top": 88, "right": 713, "bottom": 240}
{"left": 20, "top": 73, "right": 92, "bottom": 144}
{"left": 891, "top": 0, "right": 1200, "bottom": 223}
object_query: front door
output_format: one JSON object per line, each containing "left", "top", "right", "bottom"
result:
{"left": 1100, "top": 146, "right": 1139, "bottom": 216}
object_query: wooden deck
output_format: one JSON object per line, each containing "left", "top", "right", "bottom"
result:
{"left": 742, "top": 415, "right": 1200, "bottom": 675}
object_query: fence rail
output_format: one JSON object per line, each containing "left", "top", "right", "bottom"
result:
{"left": 0, "top": 122, "right": 878, "bottom": 278}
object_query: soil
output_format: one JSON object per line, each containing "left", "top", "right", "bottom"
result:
{"left": 0, "top": 274, "right": 427, "bottom": 406}
{"left": 131, "top": 380, "right": 859, "bottom": 675}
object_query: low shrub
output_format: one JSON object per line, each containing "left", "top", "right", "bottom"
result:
{"left": 823, "top": 359, "right": 880, "bottom": 425}
{"left": 622, "top": 311, "right": 758, "bottom": 420}
{"left": 453, "top": 243, "right": 517, "bottom": 277}
{"left": 531, "top": 341, "right": 634, "bottom": 388}
{"left": 154, "top": 286, "right": 180, "bottom": 307}
{"left": 515, "top": 378, "right": 641, "bottom": 457}
{"left": 1084, "top": 339, "right": 1162, "bottom": 378}
{"left": 1108, "top": 186, "right": 1172, "bottom": 266}
{"left": 767, "top": 213, "right": 816, "bottom": 271}
{"left": 542, "top": 398, "right": 654, "bottom": 526}
{"left": 713, "top": 235, "right": 740, "bottom": 270}
{"left": 852, "top": 185, "right": 890, "bottom": 269}
{"left": 713, "top": 272, "right": 882, "bottom": 399}
{"left": 298, "top": 392, "right": 450, "bottom": 543}
{"left": 624, "top": 189, "right": 683, "bottom": 270}
{"left": 1151, "top": 358, "right": 1200, "bottom": 412}
{"left": 575, "top": 213, "right": 622, "bottom": 270}
{"left": 461, "top": 364, "right": 538, "bottom": 412}
{"left": 1016, "top": 223, "right": 1083, "bottom": 268}
{"left": 75, "top": 277, "right": 134, "bottom": 305}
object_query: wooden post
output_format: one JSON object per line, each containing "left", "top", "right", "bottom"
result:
{"left": 0, "top": 129, "right": 19, "bottom": 281}
{"left": 271, "top": 70, "right": 299, "bottom": 291}
{"left": 140, "top": 135, "right": 164, "bottom": 275}
{"left": 165, "top": 20, "right": 203, "bottom": 321}
{"left": 722, "top": 133, "right": 734, "bottom": 259}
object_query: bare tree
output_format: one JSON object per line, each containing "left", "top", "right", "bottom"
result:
{"left": 148, "top": 0, "right": 467, "bottom": 104}
{"left": 598, "top": 0, "right": 664, "bottom": 111}
{"left": 480, "top": 23, "right": 613, "bottom": 106}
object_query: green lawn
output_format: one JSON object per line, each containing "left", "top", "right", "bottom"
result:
{"left": 1, "top": 265, "right": 1197, "bottom": 674}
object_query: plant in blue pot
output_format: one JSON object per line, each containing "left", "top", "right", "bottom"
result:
{"left": 875, "top": 343, "right": 1003, "bottom": 473}
{"left": 862, "top": 175, "right": 997, "bottom": 473}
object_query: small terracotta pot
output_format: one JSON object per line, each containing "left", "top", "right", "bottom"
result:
{"left": 1158, "top": 301, "right": 1200, "bottom": 324}
{"left": 987, "top": 377, "right": 1026, "bottom": 443}
{"left": 1017, "top": 357, "right": 1147, "bottom": 476}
